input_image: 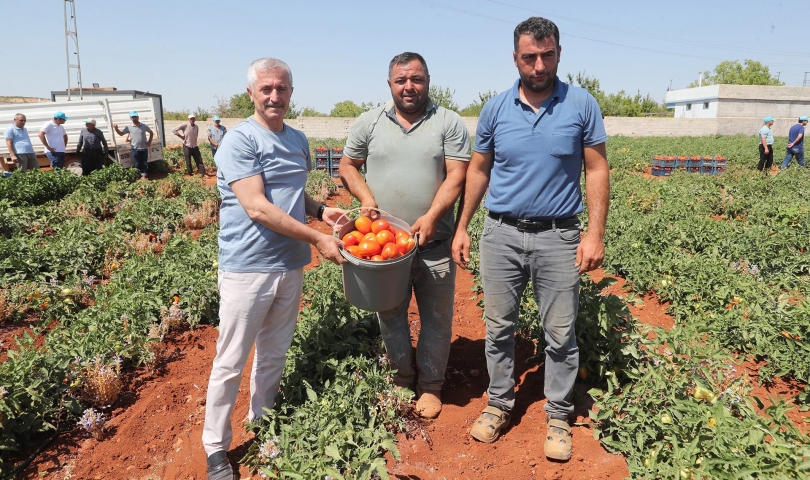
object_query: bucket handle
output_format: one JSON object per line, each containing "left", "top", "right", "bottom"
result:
{"left": 333, "top": 207, "right": 394, "bottom": 236}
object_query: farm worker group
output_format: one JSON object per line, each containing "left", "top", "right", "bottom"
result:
{"left": 201, "top": 15, "right": 609, "bottom": 478}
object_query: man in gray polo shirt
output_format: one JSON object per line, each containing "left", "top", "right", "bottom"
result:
{"left": 339, "top": 52, "right": 471, "bottom": 419}
{"left": 114, "top": 111, "right": 153, "bottom": 178}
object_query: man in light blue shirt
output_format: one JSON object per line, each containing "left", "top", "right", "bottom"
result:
{"left": 4, "top": 113, "right": 38, "bottom": 171}
{"left": 758, "top": 116, "right": 775, "bottom": 173}
{"left": 201, "top": 57, "right": 345, "bottom": 480}
{"left": 454, "top": 16, "right": 609, "bottom": 462}
{"left": 207, "top": 116, "right": 227, "bottom": 157}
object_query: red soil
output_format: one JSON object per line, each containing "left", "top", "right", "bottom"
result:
{"left": 10, "top": 182, "right": 802, "bottom": 479}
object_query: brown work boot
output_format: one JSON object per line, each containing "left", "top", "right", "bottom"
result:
{"left": 415, "top": 387, "right": 442, "bottom": 419}
{"left": 470, "top": 405, "right": 511, "bottom": 443}
{"left": 544, "top": 418, "right": 573, "bottom": 461}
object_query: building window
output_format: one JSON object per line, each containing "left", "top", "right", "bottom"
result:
{"left": 703, "top": 102, "right": 710, "bottom": 109}
{"left": 686, "top": 103, "right": 692, "bottom": 111}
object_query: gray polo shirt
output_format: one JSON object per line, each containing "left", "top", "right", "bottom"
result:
{"left": 344, "top": 99, "right": 471, "bottom": 240}
{"left": 208, "top": 124, "right": 227, "bottom": 145}
{"left": 121, "top": 123, "right": 153, "bottom": 149}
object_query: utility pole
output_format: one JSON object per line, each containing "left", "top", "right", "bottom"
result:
{"left": 698, "top": 72, "right": 703, "bottom": 88}
{"left": 64, "top": 0, "right": 83, "bottom": 100}
{"left": 776, "top": 71, "right": 782, "bottom": 83}
{"left": 669, "top": 79, "right": 673, "bottom": 91}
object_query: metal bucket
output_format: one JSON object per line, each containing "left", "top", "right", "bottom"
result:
{"left": 336, "top": 209, "right": 416, "bottom": 312}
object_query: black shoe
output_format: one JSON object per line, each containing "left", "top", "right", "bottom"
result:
{"left": 207, "top": 450, "right": 235, "bottom": 480}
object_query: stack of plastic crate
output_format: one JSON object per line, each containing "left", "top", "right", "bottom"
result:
{"left": 313, "top": 146, "right": 329, "bottom": 172}
{"left": 676, "top": 156, "right": 688, "bottom": 170}
{"left": 687, "top": 156, "right": 702, "bottom": 173}
{"left": 651, "top": 156, "right": 677, "bottom": 176}
{"left": 330, "top": 147, "right": 343, "bottom": 178}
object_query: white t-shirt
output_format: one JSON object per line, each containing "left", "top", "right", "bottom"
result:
{"left": 40, "top": 120, "right": 67, "bottom": 152}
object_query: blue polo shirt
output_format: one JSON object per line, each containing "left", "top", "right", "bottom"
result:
{"left": 788, "top": 123, "right": 805, "bottom": 148}
{"left": 475, "top": 78, "right": 607, "bottom": 220}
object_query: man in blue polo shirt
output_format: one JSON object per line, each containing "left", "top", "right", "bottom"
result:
{"left": 781, "top": 116, "right": 808, "bottom": 170}
{"left": 453, "top": 16, "right": 609, "bottom": 462}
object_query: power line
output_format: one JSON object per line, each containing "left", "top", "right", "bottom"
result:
{"left": 408, "top": 0, "right": 810, "bottom": 67}
{"left": 486, "top": 0, "right": 810, "bottom": 58}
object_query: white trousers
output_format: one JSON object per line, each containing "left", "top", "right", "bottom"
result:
{"left": 202, "top": 268, "right": 303, "bottom": 456}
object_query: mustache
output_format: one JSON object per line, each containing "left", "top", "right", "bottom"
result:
{"left": 264, "top": 101, "right": 286, "bottom": 108}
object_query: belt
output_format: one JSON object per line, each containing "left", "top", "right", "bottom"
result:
{"left": 488, "top": 212, "right": 579, "bottom": 231}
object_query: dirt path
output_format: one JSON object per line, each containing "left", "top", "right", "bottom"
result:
{"left": 18, "top": 185, "right": 663, "bottom": 479}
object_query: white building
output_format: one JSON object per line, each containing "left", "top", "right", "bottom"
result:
{"left": 665, "top": 85, "right": 810, "bottom": 119}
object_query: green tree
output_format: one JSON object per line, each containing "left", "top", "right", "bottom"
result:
{"left": 428, "top": 85, "right": 459, "bottom": 112}
{"left": 329, "top": 100, "right": 374, "bottom": 117}
{"left": 301, "top": 106, "right": 328, "bottom": 117}
{"left": 213, "top": 92, "right": 254, "bottom": 118}
{"left": 566, "top": 71, "right": 668, "bottom": 117}
{"left": 458, "top": 90, "right": 497, "bottom": 117}
{"left": 688, "top": 60, "right": 784, "bottom": 87}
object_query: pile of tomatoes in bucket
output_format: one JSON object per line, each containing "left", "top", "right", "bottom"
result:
{"left": 342, "top": 216, "right": 415, "bottom": 261}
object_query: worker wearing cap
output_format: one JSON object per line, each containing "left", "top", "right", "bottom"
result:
{"left": 38, "top": 111, "right": 69, "bottom": 168}
{"left": 758, "top": 116, "right": 775, "bottom": 174}
{"left": 781, "top": 116, "right": 808, "bottom": 170}
{"left": 4, "top": 113, "right": 38, "bottom": 172}
{"left": 173, "top": 114, "right": 206, "bottom": 176}
{"left": 207, "top": 116, "right": 227, "bottom": 157}
{"left": 76, "top": 118, "right": 109, "bottom": 176}
{"left": 114, "top": 111, "right": 153, "bottom": 178}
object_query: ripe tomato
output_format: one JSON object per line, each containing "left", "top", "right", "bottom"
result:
{"left": 363, "top": 232, "right": 378, "bottom": 243}
{"left": 395, "top": 230, "right": 410, "bottom": 241}
{"left": 371, "top": 255, "right": 384, "bottom": 261}
{"left": 381, "top": 242, "right": 399, "bottom": 259}
{"left": 396, "top": 236, "right": 415, "bottom": 254}
{"left": 342, "top": 232, "right": 359, "bottom": 247}
{"left": 371, "top": 219, "right": 390, "bottom": 234}
{"left": 375, "top": 230, "right": 395, "bottom": 246}
{"left": 345, "top": 245, "right": 361, "bottom": 257}
{"left": 355, "top": 216, "right": 373, "bottom": 234}
{"left": 359, "top": 240, "right": 382, "bottom": 257}
{"left": 348, "top": 230, "right": 364, "bottom": 244}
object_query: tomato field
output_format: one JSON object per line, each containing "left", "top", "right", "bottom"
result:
{"left": 1, "top": 135, "right": 809, "bottom": 479}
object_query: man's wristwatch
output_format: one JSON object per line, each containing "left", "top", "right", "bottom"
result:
{"left": 316, "top": 203, "right": 327, "bottom": 221}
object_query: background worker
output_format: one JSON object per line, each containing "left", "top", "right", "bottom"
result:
{"left": 453, "top": 16, "right": 609, "bottom": 462}
{"left": 208, "top": 116, "right": 227, "bottom": 157}
{"left": 114, "top": 111, "right": 153, "bottom": 178}
{"left": 339, "top": 52, "right": 471, "bottom": 419}
{"left": 38, "top": 111, "right": 68, "bottom": 168}
{"left": 781, "top": 115, "right": 808, "bottom": 170}
{"left": 758, "top": 116, "right": 775, "bottom": 174}
{"left": 75, "top": 118, "right": 109, "bottom": 176}
{"left": 202, "top": 57, "right": 345, "bottom": 480}
{"left": 174, "top": 114, "right": 207, "bottom": 177}
{"left": 4, "top": 113, "right": 38, "bottom": 172}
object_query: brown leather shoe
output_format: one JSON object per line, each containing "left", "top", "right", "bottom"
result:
{"left": 416, "top": 388, "right": 442, "bottom": 419}
{"left": 470, "top": 405, "right": 511, "bottom": 443}
{"left": 544, "top": 418, "right": 573, "bottom": 461}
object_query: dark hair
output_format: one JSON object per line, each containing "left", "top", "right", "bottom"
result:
{"left": 388, "top": 52, "right": 429, "bottom": 78}
{"left": 513, "top": 17, "right": 560, "bottom": 50}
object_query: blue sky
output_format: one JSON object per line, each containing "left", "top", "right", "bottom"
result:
{"left": 5, "top": 0, "right": 808, "bottom": 113}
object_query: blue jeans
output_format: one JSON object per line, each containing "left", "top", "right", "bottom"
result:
{"left": 132, "top": 149, "right": 149, "bottom": 176}
{"left": 211, "top": 146, "right": 217, "bottom": 157}
{"left": 479, "top": 215, "right": 581, "bottom": 419}
{"left": 781, "top": 146, "right": 805, "bottom": 169}
{"left": 377, "top": 240, "right": 455, "bottom": 392}
{"left": 45, "top": 151, "right": 65, "bottom": 168}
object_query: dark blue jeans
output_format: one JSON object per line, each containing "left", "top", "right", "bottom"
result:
{"left": 132, "top": 149, "right": 148, "bottom": 176}
{"left": 45, "top": 151, "right": 65, "bottom": 168}
{"left": 781, "top": 146, "right": 805, "bottom": 169}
